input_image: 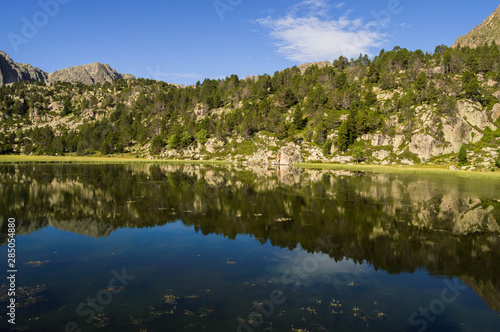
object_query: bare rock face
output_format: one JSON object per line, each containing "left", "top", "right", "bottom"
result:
{"left": 205, "top": 138, "right": 224, "bottom": 154}
{"left": 0, "top": 51, "right": 48, "bottom": 85}
{"left": 408, "top": 134, "right": 440, "bottom": 162}
{"left": 453, "top": 5, "right": 500, "bottom": 48}
{"left": 0, "top": 51, "right": 134, "bottom": 85}
{"left": 49, "top": 62, "right": 134, "bottom": 84}
{"left": 372, "top": 150, "right": 391, "bottom": 161}
{"left": 457, "top": 100, "right": 497, "bottom": 131}
{"left": 276, "top": 146, "right": 303, "bottom": 165}
{"left": 492, "top": 104, "right": 500, "bottom": 122}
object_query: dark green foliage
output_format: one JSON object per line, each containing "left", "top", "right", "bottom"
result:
{"left": 100, "top": 132, "right": 122, "bottom": 155}
{"left": 458, "top": 144, "right": 468, "bottom": 166}
{"left": 0, "top": 132, "right": 15, "bottom": 154}
{"left": 196, "top": 129, "right": 208, "bottom": 145}
{"left": 379, "top": 72, "right": 395, "bottom": 90}
{"left": 364, "top": 88, "right": 377, "bottom": 107}
{"left": 168, "top": 134, "right": 180, "bottom": 150}
{"left": 200, "top": 78, "right": 224, "bottom": 109}
{"left": 437, "top": 94, "right": 457, "bottom": 115}
{"left": 62, "top": 97, "right": 72, "bottom": 116}
{"left": 463, "top": 71, "right": 481, "bottom": 102}
{"left": 275, "top": 121, "right": 288, "bottom": 140}
{"left": 180, "top": 131, "right": 194, "bottom": 147}
{"left": 336, "top": 121, "right": 350, "bottom": 152}
{"left": 414, "top": 72, "right": 427, "bottom": 92}
{"left": 150, "top": 134, "right": 165, "bottom": 154}
{"left": 351, "top": 146, "right": 365, "bottom": 163}
{"left": 292, "top": 107, "right": 307, "bottom": 130}
{"left": 322, "top": 138, "right": 332, "bottom": 156}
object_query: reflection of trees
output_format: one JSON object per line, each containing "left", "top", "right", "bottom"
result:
{"left": 1, "top": 164, "right": 500, "bottom": 310}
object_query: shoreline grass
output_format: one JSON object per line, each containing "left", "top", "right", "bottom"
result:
{"left": 0, "top": 155, "right": 230, "bottom": 165}
{"left": 0, "top": 155, "right": 499, "bottom": 180}
{"left": 294, "top": 162, "right": 500, "bottom": 180}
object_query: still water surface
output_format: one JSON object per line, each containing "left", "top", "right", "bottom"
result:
{"left": 1, "top": 164, "right": 499, "bottom": 331}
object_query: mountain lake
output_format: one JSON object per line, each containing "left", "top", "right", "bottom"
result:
{"left": 1, "top": 163, "right": 499, "bottom": 332}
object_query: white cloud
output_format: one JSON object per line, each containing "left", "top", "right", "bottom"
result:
{"left": 334, "top": 2, "right": 346, "bottom": 9}
{"left": 256, "top": 0, "right": 386, "bottom": 63}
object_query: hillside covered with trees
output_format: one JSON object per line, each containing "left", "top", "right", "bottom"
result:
{"left": 0, "top": 44, "right": 500, "bottom": 169}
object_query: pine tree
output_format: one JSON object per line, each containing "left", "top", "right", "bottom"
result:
{"left": 458, "top": 144, "right": 467, "bottom": 166}
{"left": 336, "top": 122, "right": 350, "bottom": 152}
{"left": 322, "top": 138, "right": 332, "bottom": 156}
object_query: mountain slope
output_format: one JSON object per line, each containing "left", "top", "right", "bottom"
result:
{"left": 48, "top": 62, "right": 134, "bottom": 84}
{"left": 1, "top": 44, "right": 499, "bottom": 170}
{"left": 0, "top": 51, "right": 134, "bottom": 85}
{"left": 0, "top": 51, "right": 48, "bottom": 85}
{"left": 453, "top": 5, "right": 500, "bottom": 48}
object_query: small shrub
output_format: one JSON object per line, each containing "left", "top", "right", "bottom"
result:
{"left": 352, "top": 146, "right": 365, "bottom": 163}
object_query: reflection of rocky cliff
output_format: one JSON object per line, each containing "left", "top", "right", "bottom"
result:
{"left": 0, "top": 218, "right": 113, "bottom": 244}
{"left": 1, "top": 163, "right": 499, "bottom": 239}
{"left": 1, "top": 164, "right": 500, "bottom": 310}
{"left": 49, "top": 219, "right": 115, "bottom": 238}
{"left": 461, "top": 276, "right": 500, "bottom": 313}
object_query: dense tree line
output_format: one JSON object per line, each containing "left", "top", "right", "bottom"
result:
{"left": 1, "top": 43, "right": 500, "bottom": 156}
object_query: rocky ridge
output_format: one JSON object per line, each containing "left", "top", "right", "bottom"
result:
{"left": 0, "top": 51, "right": 133, "bottom": 85}
{"left": 453, "top": 5, "right": 500, "bottom": 48}
{"left": 0, "top": 51, "right": 48, "bottom": 85}
{"left": 49, "top": 62, "right": 134, "bottom": 84}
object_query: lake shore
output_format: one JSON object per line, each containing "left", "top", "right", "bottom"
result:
{"left": 1, "top": 155, "right": 499, "bottom": 179}
{"left": 0, "top": 155, "right": 230, "bottom": 165}
{"left": 294, "top": 162, "right": 500, "bottom": 179}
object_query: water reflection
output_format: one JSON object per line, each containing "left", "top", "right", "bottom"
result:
{"left": 0, "top": 164, "right": 500, "bottom": 326}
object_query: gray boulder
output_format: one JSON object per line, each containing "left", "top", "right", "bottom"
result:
{"left": 276, "top": 146, "right": 303, "bottom": 165}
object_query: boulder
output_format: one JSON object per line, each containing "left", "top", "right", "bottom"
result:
{"left": 276, "top": 146, "right": 303, "bottom": 165}
{"left": 409, "top": 134, "right": 439, "bottom": 162}
{"left": 393, "top": 135, "right": 405, "bottom": 150}
{"left": 372, "top": 150, "right": 391, "bottom": 160}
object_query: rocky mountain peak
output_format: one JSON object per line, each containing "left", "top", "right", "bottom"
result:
{"left": 0, "top": 51, "right": 48, "bottom": 85}
{"left": 48, "top": 62, "right": 134, "bottom": 84}
{"left": 453, "top": 5, "right": 500, "bottom": 48}
{"left": 0, "top": 51, "right": 135, "bottom": 85}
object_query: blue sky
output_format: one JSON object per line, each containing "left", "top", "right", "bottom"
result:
{"left": 1, "top": 0, "right": 499, "bottom": 85}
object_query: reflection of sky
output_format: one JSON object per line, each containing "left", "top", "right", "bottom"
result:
{"left": 4, "top": 217, "right": 500, "bottom": 331}
{"left": 267, "top": 246, "right": 373, "bottom": 287}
